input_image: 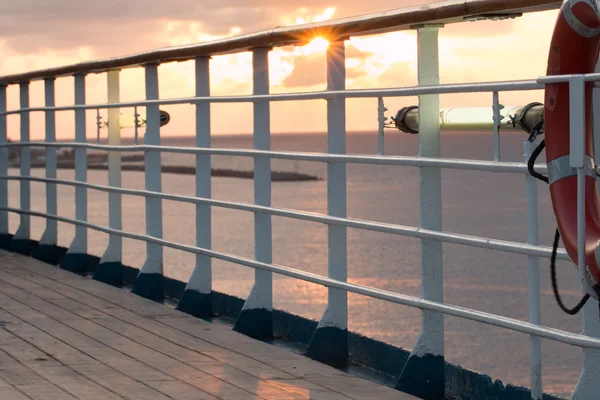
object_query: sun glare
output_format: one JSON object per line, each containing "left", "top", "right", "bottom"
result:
{"left": 300, "top": 37, "right": 330, "bottom": 56}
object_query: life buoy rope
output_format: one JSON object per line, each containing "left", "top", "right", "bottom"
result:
{"left": 528, "top": 138, "right": 592, "bottom": 314}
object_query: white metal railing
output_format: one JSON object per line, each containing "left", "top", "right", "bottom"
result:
{"left": 3, "top": 1, "right": 598, "bottom": 399}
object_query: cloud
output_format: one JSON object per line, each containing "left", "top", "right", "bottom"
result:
{"left": 281, "top": 54, "right": 326, "bottom": 88}
{"left": 373, "top": 61, "right": 415, "bottom": 88}
{"left": 0, "top": 0, "right": 539, "bottom": 58}
{"left": 0, "top": 0, "right": 276, "bottom": 55}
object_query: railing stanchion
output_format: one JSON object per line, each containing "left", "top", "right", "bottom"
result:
{"left": 572, "top": 75, "right": 600, "bottom": 399}
{"left": 10, "top": 81, "right": 33, "bottom": 255}
{"left": 32, "top": 78, "right": 61, "bottom": 264}
{"left": 397, "top": 24, "right": 445, "bottom": 399}
{"left": 61, "top": 73, "right": 96, "bottom": 272}
{"left": 0, "top": 84, "right": 8, "bottom": 249}
{"left": 378, "top": 97, "right": 386, "bottom": 155}
{"left": 132, "top": 62, "right": 164, "bottom": 301}
{"left": 524, "top": 139, "right": 542, "bottom": 400}
{"left": 95, "top": 70, "right": 124, "bottom": 285}
{"left": 306, "top": 39, "right": 348, "bottom": 367}
{"left": 177, "top": 56, "right": 213, "bottom": 318}
{"left": 492, "top": 91, "right": 502, "bottom": 161}
{"left": 233, "top": 47, "right": 274, "bottom": 338}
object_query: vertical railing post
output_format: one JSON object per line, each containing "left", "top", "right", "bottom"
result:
{"left": 572, "top": 75, "right": 600, "bottom": 399}
{"left": 62, "top": 73, "right": 97, "bottom": 273}
{"left": 233, "top": 47, "right": 274, "bottom": 338}
{"left": 32, "top": 78, "right": 62, "bottom": 264}
{"left": 0, "top": 84, "right": 9, "bottom": 249}
{"left": 306, "top": 39, "right": 348, "bottom": 367}
{"left": 95, "top": 70, "right": 124, "bottom": 286}
{"left": 524, "top": 139, "right": 542, "bottom": 400}
{"left": 492, "top": 91, "right": 502, "bottom": 161}
{"left": 397, "top": 25, "right": 445, "bottom": 399}
{"left": 177, "top": 56, "right": 213, "bottom": 318}
{"left": 10, "top": 81, "right": 34, "bottom": 255}
{"left": 377, "top": 97, "right": 386, "bottom": 155}
{"left": 132, "top": 62, "right": 164, "bottom": 301}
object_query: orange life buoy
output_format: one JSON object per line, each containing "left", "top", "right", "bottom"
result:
{"left": 545, "top": 0, "right": 600, "bottom": 299}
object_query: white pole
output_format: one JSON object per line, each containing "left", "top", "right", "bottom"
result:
{"left": 11, "top": 81, "right": 32, "bottom": 255}
{"left": 32, "top": 78, "right": 60, "bottom": 264}
{"left": 492, "top": 91, "right": 502, "bottom": 161}
{"left": 397, "top": 24, "right": 445, "bottom": 399}
{"left": 572, "top": 76, "right": 600, "bottom": 400}
{"left": 177, "top": 56, "right": 213, "bottom": 318}
{"left": 0, "top": 85, "right": 8, "bottom": 249}
{"left": 233, "top": 47, "right": 274, "bottom": 338}
{"left": 378, "top": 97, "right": 386, "bottom": 155}
{"left": 132, "top": 62, "right": 164, "bottom": 301}
{"left": 61, "top": 73, "right": 95, "bottom": 273}
{"left": 306, "top": 39, "right": 348, "bottom": 367}
{"left": 524, "top": 139, "right": 542, "bottom": 399}
{"left": 134, "top": 107, "right": 139, "bottom": 145}
{"left": 96, "top": 70, "right": 124, "bottom": 285}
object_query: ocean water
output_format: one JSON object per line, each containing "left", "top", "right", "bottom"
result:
{"left": 6, "top": 130, "right": 587, "bottom": 397}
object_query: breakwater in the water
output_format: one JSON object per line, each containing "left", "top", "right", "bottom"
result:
{"left": 28, "top": 162, "right": 322, "bottom": 182}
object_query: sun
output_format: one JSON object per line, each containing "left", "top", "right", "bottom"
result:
{"left": 300, "top": 37, "right": 330, "bottom": 56}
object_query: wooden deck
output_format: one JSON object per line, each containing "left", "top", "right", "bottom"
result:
{"left": 0, "top": 250, "right": 416, "bottom": 400}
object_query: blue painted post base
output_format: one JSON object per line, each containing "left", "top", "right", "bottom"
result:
{"left": 31, "top": 244, "right": 68, "bottom": 266}
{"left": 305, "top": 326, "right": 348, "bottom": 368}
{"left": 93, "top": 261, "right": 125, "bottom": 287}
{"left": 9, "top": 239, "right": 39, "bottom": 256}
{"left": 396, "top": 353, "right": 445, "bottom": 400}
{"left": 132, "top": 273, "right": 164, "bottom": 302}
{"left": 60, "top": 253, "right": 100, "bottom": 275}
{"left": 0, "top": 234, "right": 13, "bottom": 250}
{"left": 176, "top": 290, "right": 213, "bottom": 319}
{"left": 233, "top": 308, "right": 273, "bottom": 339}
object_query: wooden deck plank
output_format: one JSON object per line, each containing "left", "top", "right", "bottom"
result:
{"left": 15, "top": 383, "right": 79, "bottom": 400}
{"left": 0, "top": 274, "right": 273, "bottom": 399}
{"left": 0, "top": 378, "right": 32, "bottom": 400}
{"left": 5, "top": 268, "right": 355, "bottom": 382}
{"left": 0, "top": 251, "right": 418, "bottom": 400}
{"left": 0, "top": 329, "right": 124, "bottom": 400}
{"left": 0, "top": 296, "right": 219, "bottom": 400}
{"left": 0, "top": 308, "right": 196, "bottom": 400}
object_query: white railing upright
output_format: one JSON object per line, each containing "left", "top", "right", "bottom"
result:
{"left": 133, "top": 63, "right": 164, "bottom": 300}
{"left": 10, "top": 82, "right": 32, "bottom": 255}
{"left": 397, "top": 24, "right": 445, "bottom": 399}
{"left": 95, "top": 70, "right": 124, "bottom": 285}
{"left": 0, "top": 84, "right": 7, "bottom": 248}
{"left": 492, "top": 91, "right": 502, "bottom": 161}
{"left": 570, "top": 74, "right": 600, "bottom": 400}
{"left": 177, "top": 56, "right": 213, "bottom": 317}
{"left": 31, "top": 77, "right": 60, "bottom": 265}
{"left": 61, "top": 74, "right": 91, "bottom": 272}
{"left": 306, "top": 39, "right": 349, "bottom": 368}
{"left": 233, "top": 47, "right": 275, "bottom": 338}
{"left": 524, "top": 138, "right": 543, "bottom": 400}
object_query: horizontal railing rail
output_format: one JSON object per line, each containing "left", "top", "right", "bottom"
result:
{"left": 0, "top": 141, "right": 548, "bottom": 173}
{"left": 5, "top": 205, "right": 599, "bottom": 351}
{"left": 0, "top": 174, "right": 569, "bottom": 261}
{"left": 0, "top": 79, "right": 547, "bottom": 114}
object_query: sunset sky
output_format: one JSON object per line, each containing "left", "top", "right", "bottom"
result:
{"left": 0, "top": 0, "right": 560, "bottom": 140}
